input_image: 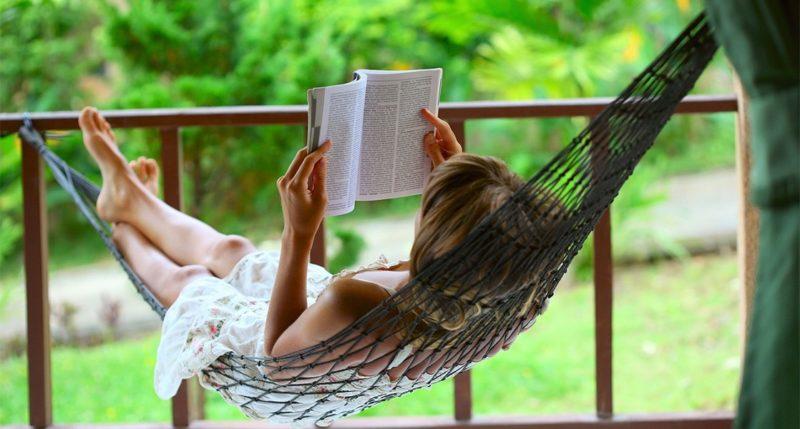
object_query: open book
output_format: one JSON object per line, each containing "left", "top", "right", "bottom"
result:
{"left": 307, "top": 68, "right": 442, "bottom": 216}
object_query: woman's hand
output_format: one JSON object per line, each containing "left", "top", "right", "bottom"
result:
{"left": 421, "top": 108, "right": 463, "bottom": 168}
{"left": 277, "top": 141, "right": 331, "bottom": 240}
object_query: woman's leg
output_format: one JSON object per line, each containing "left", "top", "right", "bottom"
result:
{"left": 112, "top": 222, "right": 211, "bottom": 308}
{"left": 78, "top": 107, "right": 256, "bottom": 278}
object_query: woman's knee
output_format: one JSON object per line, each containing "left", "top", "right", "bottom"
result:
{"left": 167, "top": 264, "right": 212, "bottom": 288}
{"left": 208, "top": 235, "right": 256, "bottom": 265}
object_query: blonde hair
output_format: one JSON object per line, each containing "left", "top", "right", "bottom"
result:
{"left": 405, "top": 153, "right": 525, "bottom": 335}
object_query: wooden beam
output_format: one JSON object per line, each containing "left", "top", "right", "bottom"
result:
{"left": 160, "top": 128, "right": 205, "bottom": 427}
{"left": 593, "top": 209, "right": 614, "bottom": 419}
{"left": 0, "top": 96, "right": 737, "bottom": 132}
{"left": 454, "top": 372, "right": 472, "bottom": 422}
{"left": 310, "top": 224, "right": 327, "bottom": 268}
{"left": 161, "top": 128, "right": 184, "bottom": 210}
{"left": 5, "top": 412, "right": 733, "bottom": 429}
{"left": 732, "top": 76, "right": 758, "bottom": 344}
{"left": 21, "top": 130, "right": 52, "bottom": 429}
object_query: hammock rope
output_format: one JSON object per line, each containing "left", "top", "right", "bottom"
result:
{"left": 18, "top": 13, "right": 718, "bottom": 424}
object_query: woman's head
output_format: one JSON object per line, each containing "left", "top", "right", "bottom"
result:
{"left": 405, "top": 153, "right": 524, "bottom": 333}
{"left": 410, "top": 153, "right": 524, "bottom": 277}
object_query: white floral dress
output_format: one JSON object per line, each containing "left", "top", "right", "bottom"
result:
{"left": 154, "top": 250, "right": 447, "bottom": 426}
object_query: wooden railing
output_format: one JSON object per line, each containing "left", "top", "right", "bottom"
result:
{"left": 0, "top": 94, "right": 739, "bottom": 429}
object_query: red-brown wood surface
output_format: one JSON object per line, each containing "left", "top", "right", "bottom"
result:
{"left": 0, "top": 96, "right": 737, "bottom": 133}
{"left": 160, "top": 128, "right": 184, "bottom": 210}
{"left": 21, "top": 131, "right": 52, "bottom": 429}
{"left": 0, "top": 412, "right": 732, "bottom": 429}
{"left": 160, "top": 128, "right": 204, "bottom": 427}
{"left": 310, "top": 225, "right": 327, "bottom": 268}
{"left": 593, "top": 210, "right": 614, "bottom": 418}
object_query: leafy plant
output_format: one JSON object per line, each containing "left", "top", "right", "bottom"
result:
{"left": 327, "top": 226, "right": 367, "bottom": 273}
{"left": 0, "top": 0, "right": 732, "bottom": 279}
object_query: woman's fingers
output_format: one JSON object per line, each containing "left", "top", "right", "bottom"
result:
{"left": 285, "top": 147, "right": 308, "bottom": 180}
{"left": 293, "top": 140, "right": 331, "bottom": 189}
{"left": 421, "top": 108, "right": 459, "bottom": 148}
{"left": 312, "top": 157, "right": 327, "bottom": 201}
{"left": 424, "top": 132, "right": 445, "bottom": 166}
{"left": 435, "top": 136, "right": 457, "bottom": 156}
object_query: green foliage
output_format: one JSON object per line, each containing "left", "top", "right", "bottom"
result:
{"left": 0, "top": 0, "right": 102, "bottom": 111}
{"left": 1, "top": 0, "right": 734, "bottom": 276}
{"left": 0, "top": 0, "right": 101, "bottom": 268}
{"left": 326, "top": 226, "right": 368, "bottom": 274}
{"left": 0, "top": 136, "right": 22, "bottom": 265}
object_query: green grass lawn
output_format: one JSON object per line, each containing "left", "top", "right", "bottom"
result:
{"left": 0, "top": 253, "right": 740, "bottom": 424}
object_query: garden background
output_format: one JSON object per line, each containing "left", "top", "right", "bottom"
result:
{"left": 0, "top": 0, "right": 741, "bottom": 424}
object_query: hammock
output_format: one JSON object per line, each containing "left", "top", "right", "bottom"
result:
{"left": 18, "top": 13, "right": 718, "bottom": 425}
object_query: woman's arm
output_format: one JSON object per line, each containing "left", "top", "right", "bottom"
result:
{"left": 264, "top": 110, "right": 460, "bottom": 358}
{"left": 263, "top": 141, "right": 331, "bottom": 355}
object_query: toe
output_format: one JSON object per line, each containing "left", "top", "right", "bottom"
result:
{"left": 131, "top": 160, "right": 142, "bottom": 178}
{"left": 91, "top": 109, "right": 106, "bottom": 134}
{"left": 79, "top": 107, "right": 98, "bottom": 133}
{"left": 105, "top": 120, "right": 118, "bottom": 142}
{"left": 146, "top": 159, "right": 159, "bottom": 176}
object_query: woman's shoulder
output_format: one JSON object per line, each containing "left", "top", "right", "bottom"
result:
{"left": 269, "top": 277, "right": 389, "bottom": 357}
{"left": 319, "top": 276, "right": 390, "bottom": 318}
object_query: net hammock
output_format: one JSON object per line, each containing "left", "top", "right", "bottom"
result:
{"left": 18, "top": 12, "right": 718, "bottom": 425}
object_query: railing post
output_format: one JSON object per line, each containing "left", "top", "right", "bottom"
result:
{"left": 310, "top": 220, "right": 326, "bottom": 267}
{"left": 593, "top": 208, "right": 614, "bottom": 419}
{"left": 588, "top": 111, "right": 614, "bottom": 420}
{"left": 453, "top": 373, "right": 472, "bottom": 422}
{"left": 21, "top": 130, "right": 52, "bottom": 429}
{"left": 447, "top": 119, "right": 473, "bottom": 422}
{"left": 160, "top": 127, "right": 205, "bottom": 427}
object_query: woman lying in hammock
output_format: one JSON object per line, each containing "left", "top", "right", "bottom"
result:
{"left": 78, "top": 106, "right": 534, "bottom": 420}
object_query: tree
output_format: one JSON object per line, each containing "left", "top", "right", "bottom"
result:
{"left": 0, "top": 0, "right": 102, "bottom": 266}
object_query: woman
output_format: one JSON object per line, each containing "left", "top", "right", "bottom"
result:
{"left": 77, "top": 106, "right": 530, "bottom": 423}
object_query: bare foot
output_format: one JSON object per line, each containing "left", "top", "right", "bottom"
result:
{"left": 129, "top": 157, "right": 160, "bottom": 196}
{"left": 78, "top": 107, "right": 144, "bottom": 222}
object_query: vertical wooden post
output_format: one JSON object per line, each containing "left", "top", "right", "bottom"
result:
{"left": 593, "top": 209, "right": 614, "bottom": 419}
{"left": 588, "top": 112, "right": 614, "bottom": 419}
{"left": 310, "top": 224, "right": 326, "bottom": 268}
{"left": 450, "top": 119, "right": 466, "bottom": 149}
{"left": 22, "top": 130, "right": 52, "bottom": 429}
{"left": 453, "top": 374, "right": 472, "bottom": 421}
{"left": 161, "top": 128, "right": 204, "bottom": 427}
{"left": 733, "top": 75, "right": 758, "bottom": 344}
{"left": 161, "top": 128, "right": 184, "bottom": 211}
{"left": 448, "top": 120, "right": 473, "bottom": 422}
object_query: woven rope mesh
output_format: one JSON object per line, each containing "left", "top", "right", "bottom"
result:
{"left": 19, "top": 13, "right": 718, "bottom": 423}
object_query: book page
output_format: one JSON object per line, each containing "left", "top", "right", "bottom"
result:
{"left": 356, "top": 68, "right": 442, "bottom": 201}
{"left": 308, "top": 78, "right": 366, "bottom": 216}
